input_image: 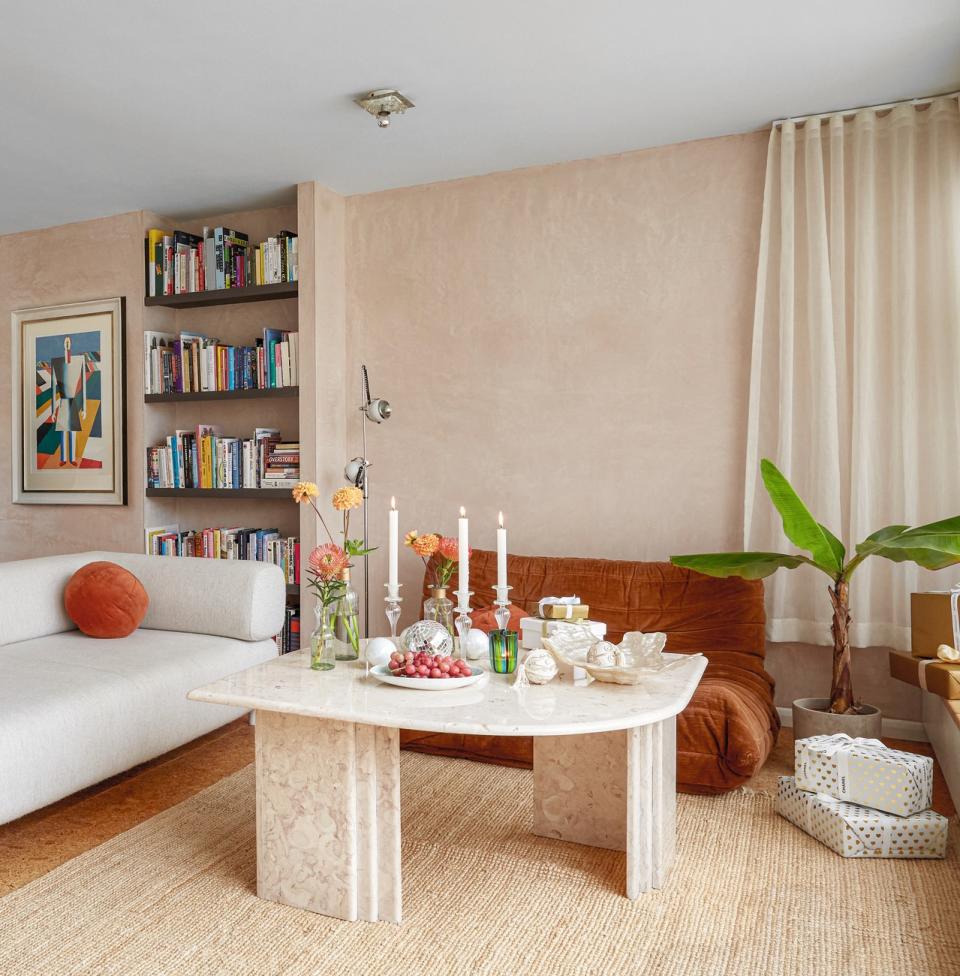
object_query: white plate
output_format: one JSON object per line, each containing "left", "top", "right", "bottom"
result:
{"left": 370, "top": 662, "right": 486, "bottom": 691}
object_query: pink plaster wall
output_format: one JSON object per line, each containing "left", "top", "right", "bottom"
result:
{"left": 0, "top": 212, "right": 146, "bottom": 559}
{"left": 345, "top": 131, "right": 768, "bottom": 595}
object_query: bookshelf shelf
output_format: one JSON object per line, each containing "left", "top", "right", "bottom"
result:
{"left": 144, "top": 281, "right": 298, "bottom": 309}
{"left": 146, "top": 487, "right": 293, "bottom": 499}
{"left": 286, "top": 584, "right": 300, "bottom": 597}
{"left": 145, "top": 386, "right": 299, "bottom": 404}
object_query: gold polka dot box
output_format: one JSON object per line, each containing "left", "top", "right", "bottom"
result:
{"left": 794, "top": 733, "right": 933, "bottom": 817}
{"left": 776, "top": 777, "right": 948, "bottom": 859}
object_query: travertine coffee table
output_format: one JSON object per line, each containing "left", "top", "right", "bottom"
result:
{"left": 189, "top": 649, "right": 706, "bottom": 923}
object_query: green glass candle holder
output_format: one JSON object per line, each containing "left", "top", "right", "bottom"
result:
{"left": 488, "top": 629, "right": 519, "bottom": 674}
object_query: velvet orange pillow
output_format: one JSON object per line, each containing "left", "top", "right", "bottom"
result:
{"left": 469, "top": 603, "right": 526, "bottom": 634}
{"left": 64, "top": 561, "right": 149, "bottom": 638}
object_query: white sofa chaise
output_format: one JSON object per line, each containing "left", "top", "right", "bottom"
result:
{"left": 0, "top": 550, "right": 285, "bottom": 826}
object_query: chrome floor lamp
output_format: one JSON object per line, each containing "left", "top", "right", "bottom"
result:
{"left": 344, "top": 365, "right": 391, "bottom": 638}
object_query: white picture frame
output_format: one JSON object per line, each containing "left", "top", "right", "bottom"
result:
{"left": 11, "top": 297, "right": 126, "bottom": 506}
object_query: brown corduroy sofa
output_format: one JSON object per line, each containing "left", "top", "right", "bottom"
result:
{"left": 399, "top": 549, "right": 780, "bottom": 794}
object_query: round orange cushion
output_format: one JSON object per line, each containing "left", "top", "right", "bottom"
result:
{"left": 64, "top": 561, "right": 149, "bottom": 638}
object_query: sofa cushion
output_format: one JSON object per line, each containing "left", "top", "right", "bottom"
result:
{"left": 0, "top": 628, "right": 277, "bottom": 825}
{"left": 64, "top": 561, "right": 149, "bottom": 638}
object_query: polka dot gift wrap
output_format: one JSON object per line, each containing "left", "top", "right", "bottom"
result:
{"left": 775, "top": 777, "right": 948, "bottom": 859}
{"left": 794, "top": 733, "right": 934, "bottom": 817}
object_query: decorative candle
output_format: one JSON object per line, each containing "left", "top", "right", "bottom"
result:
{"left": 497, "top": 511, "right": 507, "bottom": 590}
{"left": 458, "top": 506, "right": 469, "bottom": 602}
{"left": 388, "top": 496, "right": 399, "bottom": 597}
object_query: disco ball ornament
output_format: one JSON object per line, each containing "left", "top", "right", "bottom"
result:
{"left": 399, "top": 620, "right": 454, "bottom": 657}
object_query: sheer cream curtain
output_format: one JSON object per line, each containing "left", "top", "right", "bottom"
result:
{"left": 745, "top": 95, "right": 960, "bottom": 651}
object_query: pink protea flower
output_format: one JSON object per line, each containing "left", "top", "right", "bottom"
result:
{"left": 437, "top": 536, "right": 471, "bottom": 561}
{"left": 309, "top": 543, "right": 349, "bottom": 580}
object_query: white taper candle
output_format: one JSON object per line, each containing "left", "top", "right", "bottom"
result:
{"left": 388, "top": 497, "right": 399, "bottom": 597}
{"left": 458, "top": 506, "right": 469, "bottom": 601}
{"left": 497, "top": 511, "right": 507, "bottom": 590}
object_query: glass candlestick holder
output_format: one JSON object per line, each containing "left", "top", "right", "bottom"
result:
{"left": 489, "top": 629, "right": 519, "bottom": 674}
{"left": 454, "top": 590, "right": 473, "bottom": 662}
{"left": 492, "top": 584, "right": 512, "bottom": 632}
{"left": 384, "top": 584, "right": 403, "bottom": 639}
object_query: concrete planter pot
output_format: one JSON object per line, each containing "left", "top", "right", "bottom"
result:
{"left": 792, "top": 697, "right": 882, "bottom": 741}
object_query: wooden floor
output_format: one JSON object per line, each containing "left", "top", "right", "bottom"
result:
{"left": 0, "top": 720, "right": 954, "bottom": 896}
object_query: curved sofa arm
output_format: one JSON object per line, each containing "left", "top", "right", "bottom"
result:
{"left": 87, "top": 551, "right": 286, "bottom": 642}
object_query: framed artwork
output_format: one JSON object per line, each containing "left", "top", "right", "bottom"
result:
{"left": 11, "top": 298, "right": 126, "bottom": 505}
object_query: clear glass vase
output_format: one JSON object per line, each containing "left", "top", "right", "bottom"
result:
{"left": 310, "top": 604, "right": 336, "bottom": 671}
{"left": 423, "top": 586, "right": 455, "bottom": 636}
{"left": 332, "top": 569, "right": 361, "bottom": 661}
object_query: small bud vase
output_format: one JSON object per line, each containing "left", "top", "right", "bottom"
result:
{"left": 310, "top": 604, "right": 336, "bottom": 671}
{"left": 423, "top": 585, "right": 455, "bottom": 636}
{"left": 332, "top": 568, "right": 361, "bottom": 661}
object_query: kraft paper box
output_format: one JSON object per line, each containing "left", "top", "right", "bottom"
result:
{"left": 910, "top": 591, "right": 957, "bottom": 659}
{"left": 776, "top": 777, "right": 947, "bottom": 859}
{"left": 519, "top": 617, "right": 606, "bottom": 650}
{"left": 889, "top": 649, "right": 960, "bottom": 701}
{"left": 794, "top": 733, "right": 933, "bottom": 817}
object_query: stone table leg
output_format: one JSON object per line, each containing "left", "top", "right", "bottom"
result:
{"left": 254, "top": 711, "right": 402, "bottom": 922}
{"left": 533, "top": 717, "right": 676, "bottom": 896}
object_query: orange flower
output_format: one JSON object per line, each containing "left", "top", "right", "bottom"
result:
{"left": 411, "top": 533, "right": 440, "bottom": 558}
{"left": 292, "top": 481, "right": 319, "bottom": 503}
{"left": 332, "top": 486, "right": 363, "bottom": 511}
{"left": 309, "top": 544, "right": 349, "bottom": 580}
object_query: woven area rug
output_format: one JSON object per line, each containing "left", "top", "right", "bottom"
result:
{"left": 1, "top": 754, "right": 957, "bottom": 976}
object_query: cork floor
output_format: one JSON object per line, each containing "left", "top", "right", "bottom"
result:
{"left": 0, "top": 719, "right": 954, "bottom": 896}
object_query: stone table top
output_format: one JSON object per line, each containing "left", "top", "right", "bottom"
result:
{"left": 189, "top": 649, "right": 708, "bottom": 737}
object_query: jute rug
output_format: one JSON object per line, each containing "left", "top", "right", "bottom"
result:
{"left": 0, "top": 754, "right": 957, "bottom": 976}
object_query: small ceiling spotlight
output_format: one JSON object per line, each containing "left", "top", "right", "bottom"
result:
{"left": 355, "top": 89, "right": 414, "bottom": 128}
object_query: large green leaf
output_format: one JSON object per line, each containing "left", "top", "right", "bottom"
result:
{"left": 670, "top": 551, "right": 809, "bottom": 580}
{"left": 855, "top": 522, "right": 960, "bottom": 572}
{"left": 760, "top": 459, "right": 844, "bottom": 574}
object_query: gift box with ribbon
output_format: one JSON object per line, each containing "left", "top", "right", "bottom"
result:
{"left": 794, "top": 732, "right": 934, "bottom": 816}
{"left": 889, "top": 649, "right": 960, "bottom": 701}
{"left": 519, "top": 616, "right": 606, "bottom": 650}
{"left": 538, "top": 596, "right": 590, "bottom": 621}
{"left": 910, "top": 586, "right": 960, "bottom": 659}
{"left": 776, "top": 776, "right": 948, "bottom": 859}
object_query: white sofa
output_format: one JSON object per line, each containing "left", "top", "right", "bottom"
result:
{"left": 0, "top": 550, "right": 285, "bottom": 825}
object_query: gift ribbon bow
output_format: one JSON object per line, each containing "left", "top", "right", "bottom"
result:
{"left": 798, "top": 733, "right": 886, "bottom": 801}
{"left": 538, "top": 596, "right": 581, "bottom": 619}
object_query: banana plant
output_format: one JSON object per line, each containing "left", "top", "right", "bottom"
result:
{"left": 671, "top": 459, "right": 960, "bottom": 714}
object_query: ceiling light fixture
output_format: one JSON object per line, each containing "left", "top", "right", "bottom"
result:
{"left": 355, "top": 89, "right": 414, "bottom": 128}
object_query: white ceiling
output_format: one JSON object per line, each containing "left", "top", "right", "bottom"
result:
{"left": 2, "top": 1, "right": 958, "bottom": 235}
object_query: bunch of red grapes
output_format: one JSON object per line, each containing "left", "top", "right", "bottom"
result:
{"left": 388, "top": 650, "right": 473, "bottom": 680}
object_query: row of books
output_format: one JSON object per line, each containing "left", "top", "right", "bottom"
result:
{"left": 146, "top": 427, "right": 300, "bottom": 489}
{"left": 145, "top": 525, "right": 300, "bottom": 585}
{"left": 143, "top": 328, "right": 298, "bottom": 395}
{"left": 277, "top": 604, "right": 301, "bottom": 654}
{"left": 146, "top": 227, "right": 298, "bottom": 296}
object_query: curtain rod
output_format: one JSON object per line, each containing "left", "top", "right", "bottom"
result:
{"left": 773, "top": 89, "right": 960, "bottom": 128}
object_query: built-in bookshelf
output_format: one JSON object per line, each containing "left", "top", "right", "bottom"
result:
{"left": 140, "top": 205, "right": 306, "bottom": 655}
{"left": 144, "top": 281, "right": 298, "bottom": 309}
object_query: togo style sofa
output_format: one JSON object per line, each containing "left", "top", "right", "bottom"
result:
{"left": 401, "top": 549, "right": 780, "bottom": 793}
{"left": 0, "top": 551, "right": 285, "bottom": 825}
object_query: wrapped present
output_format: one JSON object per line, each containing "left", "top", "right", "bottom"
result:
{"left": 538, "top": 598, "right": 590, "bottom": 621}
{"left": 795, "top": 733, "right": 933, "bottom": 817}
{"left": 776, "top": 777, "right": 947, "bottom": 859}
{"left": 911, "top": 588, "right": 959, "bottom": 659}
{"left": 519, "top": 617, "right": 606, "bottom": 650}
{"left": 889, "top": 649, "right": 960, "bottom": 701}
